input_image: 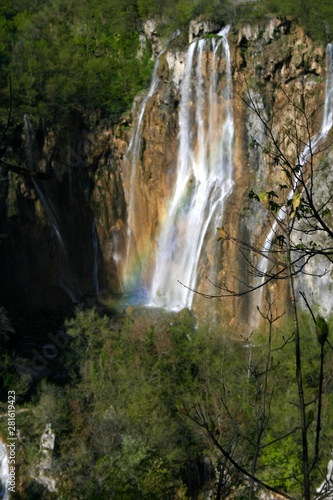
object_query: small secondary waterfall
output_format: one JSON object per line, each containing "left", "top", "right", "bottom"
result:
{"left": 253, "top": 43, "right": 333, "bottom": 318}
{"left": 33, "top": 179, "right": 79, "bottom": 303}
{"left": 0, "top": 441, "right": 9, "bottom": 500}
{"left": 124, "top": 59, "right": 161, "bottom": 287}
{"left": 23, "top": 115, "right": 79, "bottom": 303}
{"left": 122, "top": 58, "right": 161, "bottom": 294}
{"left": 123, "top": 30, "right": 180, "bottom": 291}
{"left": 92, "top": 219, "right": 100, "bottom": 295}
{"left": 149, "top": 26, "right": 234, "bottom": 310}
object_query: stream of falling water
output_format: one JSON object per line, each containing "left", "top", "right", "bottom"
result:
{"left": 123, "top": 31, "right": 180, "bottom": 290}
{"left": 92, "top": 219, "right": 100, "bottom": 295}
{"left": 0, "top": 441, "right": 9, "bottom": 500}
{"left": 252, "top": 43, "right": 333, "bottom": 320}
{"left": 149, "top": 26, "right": 234, "bottom": 310}
{"left": 23, "top": 116, "right": 79, "bottom": 303}
{"left": 124, "top": 58, "right": 161, "bottom": 284}
{"left": 121, "top": 57, "right": 161, "bottom": 295}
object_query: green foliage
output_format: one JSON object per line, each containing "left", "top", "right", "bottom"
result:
{"left": 11, "top": 308, "right": 226, "bottom": 496}
{"left": 0, "top": 0, "right": 154, "bottom": 120}
{"left": 260, "top": 434, "right": 302, "bottom": 492}
{"left": 249, "top": 312, "right": 333, "bottom": 486}
{"left": 236, "top": 0, "right": 333, "bottom": 43}
{"left": 6, "top": 306, "right": 333, "bottom": 497}
{"left": 31, "top": 381, "right": 70, "bottom": 435}
{"left": 0, "top": 307, "right": 26, "bottom": 398}
{"left": 1, "top": 0, "right": 333, "bottom": 120}
{"left": 45, "top": 307, "right": 207, "bottom": 497}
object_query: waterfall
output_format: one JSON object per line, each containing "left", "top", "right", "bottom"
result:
{"left": 253, "top": 44, "right": 333, "bottom": 317}
{"left": 92, "top": 219, "right": 100, "bottom": 294}
{"left": 23, "top": 116, "right": 65, "bottom": 250}
{"left": 317, "top": 451, "right": 333, "bottom": 498}
{"left": 149, "top": 26, "right": 234, "bottom": 310}
{"left": 294, "top": 43, "right": 333, "bottom": 314}
{"left": 321, "top": 43, "right": 333, "bottom": 134}
{"left": 23, "top": 116, "right": 79, "bottom": 303}
{"left": 122, "top": 59, "right": 161, "bottom": 290}
{"left": 0, "top": 441, "right": 9, "bottom": 500}
{"left": 33, "top": 177, "right": 79, "bottom": 303}
{"left": 123, "top": 30, "right": 180, "bottom": 290}
{"left": 30, "top": 178, "right": 65, "bottom": 251}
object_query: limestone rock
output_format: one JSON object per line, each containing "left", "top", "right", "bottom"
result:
{"left": 189, "top": 19, "right": 221, "bottom": 43}
{"left": 33, "top": 423, "right": 57, "bottom": 493}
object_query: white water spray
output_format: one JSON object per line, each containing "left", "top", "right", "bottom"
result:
{"left": 0, "top": 441, "right": 9, "bottom": 500}
{"left": 149, "top": 26, "right": 234, "bottom": 310}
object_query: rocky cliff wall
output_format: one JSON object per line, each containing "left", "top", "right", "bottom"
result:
{"left": 0, "top": 112, "right": 128, "bottom": 312}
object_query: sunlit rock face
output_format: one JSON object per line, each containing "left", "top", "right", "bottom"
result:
{"left": 1, "top": 17, "right": 331, "bottom": 326}
{"left": 122, "top": 27, "right": 234, "bottom": 313}
{"left": 119, "top": 17, "right": 330, "bottom": 325}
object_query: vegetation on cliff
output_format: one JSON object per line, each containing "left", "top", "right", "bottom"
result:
{"left": 1, "top": 0, "right": 333, "bottom": 121}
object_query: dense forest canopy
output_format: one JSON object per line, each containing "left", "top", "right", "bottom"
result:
{"left": 2, "top": 307, "right": 332, "bottom": 498}
{"left": 0, "top": 0, "right": 333, "bottom": 121}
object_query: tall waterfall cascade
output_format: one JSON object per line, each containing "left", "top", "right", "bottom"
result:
{"left": 123, "top": 26, "right": 234, "bottom": 310}
{"left": 150, "top": 26, "right": 234, "bottom": 310}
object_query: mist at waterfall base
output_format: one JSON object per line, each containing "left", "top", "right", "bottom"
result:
{"left": 122, "top": 27, "right": 234, "bottom": 312}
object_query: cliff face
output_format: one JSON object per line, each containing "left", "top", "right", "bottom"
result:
{"left": 219, "top": 18, "right": 327, "bottom": 324}
{"left": 1, "top": 17, "right": 330, "bottom": 325}
{"left": 0, "top": 112, "right": 128, "bottom": 311}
